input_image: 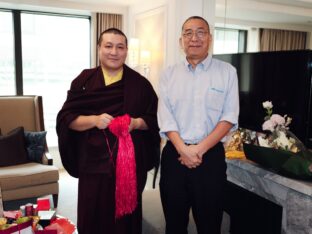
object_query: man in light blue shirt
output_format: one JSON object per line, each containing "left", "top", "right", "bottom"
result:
{"left": 158, "top": 16, "right": 239, "bottom": 234}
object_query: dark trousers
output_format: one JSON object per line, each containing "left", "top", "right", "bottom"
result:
{"left": 160, "top": 141, "right": 227, "bottom": 234}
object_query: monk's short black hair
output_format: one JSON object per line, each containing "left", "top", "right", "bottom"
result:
{"left": 182, "top": 16, "right": 210, "bottom": 33}
{"left": 97, "top": 27, "right": 128, "bottom": 46}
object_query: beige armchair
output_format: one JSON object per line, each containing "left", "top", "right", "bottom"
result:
{"left": 0, "top": 95, "right": 59, "bottom": 208}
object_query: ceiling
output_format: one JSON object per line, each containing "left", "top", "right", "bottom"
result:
{"left": 61, "top": 0, "right": 312, "bottom": 7}
{"left": 217, "top": 0, "right": 312, "bottom": 28}
{"left": 2, "top": 0, "right": 312, "bottom": 28}
{"left": 60, "top": 0, "right": 312, "bottom": 27}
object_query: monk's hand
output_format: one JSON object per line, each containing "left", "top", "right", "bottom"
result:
{"left": 178, "top": 144, "right": 202, "bottom": 169}
{"left": 96, "top": 113, "right": 114, "bottom": 129}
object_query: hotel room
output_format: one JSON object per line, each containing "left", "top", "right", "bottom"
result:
{"left": 0, "top": 0, "right": 312, "bottom": 233}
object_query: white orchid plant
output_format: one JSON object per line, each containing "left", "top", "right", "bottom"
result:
{"left": 258, "top": 101, "right": 299, "bottom": 153}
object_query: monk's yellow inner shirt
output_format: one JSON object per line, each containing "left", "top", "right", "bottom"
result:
{"left": 102, "top": 68, "right": 123, "bottom": 86}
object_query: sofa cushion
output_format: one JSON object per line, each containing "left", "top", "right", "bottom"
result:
{"left": 0, "top": 162, "right": 59, "bottom": 190}
{"left": 0, "top": 127, "right": 29, "bottom": 167}
{"left": 24, "top": 131, "right": 47, "bottom": 163}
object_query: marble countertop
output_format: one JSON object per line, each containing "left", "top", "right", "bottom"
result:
{"left": 226, "top": 159, "right": 312, "bottom": 197}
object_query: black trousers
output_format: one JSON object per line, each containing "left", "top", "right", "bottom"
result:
{"left": 160, "top": 141, "right": 227, "bottom": 234}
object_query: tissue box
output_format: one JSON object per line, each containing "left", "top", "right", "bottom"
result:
{"left": 37, "top": 210, "right": 56, "bottom": 228}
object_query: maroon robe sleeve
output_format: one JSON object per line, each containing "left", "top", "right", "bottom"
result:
{"left": 56, "top": 70, "right": 91, "bottom": 178}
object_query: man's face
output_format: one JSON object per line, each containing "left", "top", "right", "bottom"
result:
{"left": 180, "top": 19, "right": 211, "bottom": 61}
{"left": 98, "top": 33, "right": 127, "bottom": 71}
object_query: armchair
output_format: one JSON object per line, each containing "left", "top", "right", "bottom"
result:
{"left": 0, "top": 95, "right": 59, "bottom": 208}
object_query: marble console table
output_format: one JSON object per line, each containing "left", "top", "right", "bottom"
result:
{"left": 226, "top": 159, "right": 312, "bottom": 234}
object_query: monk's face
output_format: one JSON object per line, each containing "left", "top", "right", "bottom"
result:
{"left": 98, "top": 33, "right": 128, "bottom": 72}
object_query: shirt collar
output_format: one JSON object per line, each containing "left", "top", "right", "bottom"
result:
{"left": 101, "top": 67, "right": 123, "bottom": 85}
{"left": 183, "top": 54, "right": 212, "bottom": 72}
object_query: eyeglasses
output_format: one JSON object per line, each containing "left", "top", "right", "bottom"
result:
{"left": 182, "top": 30, "right": 208, "bottom": 39}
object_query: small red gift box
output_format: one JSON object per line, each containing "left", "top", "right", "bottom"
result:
{"left": 36, "top": 198, "right": 51, "bottom": 211}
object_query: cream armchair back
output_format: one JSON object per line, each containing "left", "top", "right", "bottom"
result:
{"left": 0, "top": 95, "right": 59, "bottom": 207}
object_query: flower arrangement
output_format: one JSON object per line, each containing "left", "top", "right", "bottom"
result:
{"left": 240, "top": 100, "right": 312, "bottom": 179}
{"left": 258, "top": 101, "right": 299, "bottom": 153}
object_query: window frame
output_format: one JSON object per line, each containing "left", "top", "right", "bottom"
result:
{"left": 213, "top": 27, "right": 248, "bottom": 54}
{"left": 1, "top": 8, "right": 91, "bottom": 95}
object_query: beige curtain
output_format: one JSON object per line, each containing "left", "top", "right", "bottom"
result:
{"left": 96, "top": 13, "right": 123, "bottom": 66}
{"left": 260, "top": 28, "right": 307, "bottom": 52}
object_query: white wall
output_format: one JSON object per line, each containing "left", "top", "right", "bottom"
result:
{"left": 127, "top": 0, "right": 167, "bottom": 93}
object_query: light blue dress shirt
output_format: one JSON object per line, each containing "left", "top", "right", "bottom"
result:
{"left": 158, "top": 55, "right": 239, "bottom": 144}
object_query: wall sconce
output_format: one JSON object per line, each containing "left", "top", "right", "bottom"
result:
{"left": 140, "top": 50, "right": 151, "bottom": 78}
{"left": 128, "top": 38, "right": 140, "bottom": 68}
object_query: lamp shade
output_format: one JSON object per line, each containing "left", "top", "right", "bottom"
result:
{"left": 140, "top": 50, "right": 151, "bottom": 66}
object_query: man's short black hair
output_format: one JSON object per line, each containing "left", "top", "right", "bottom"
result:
{"left": 97, "top": 27, "right": 128, "bottom": 46}
{"left": 182, "top": 16, "right": 210, "bottom": 33}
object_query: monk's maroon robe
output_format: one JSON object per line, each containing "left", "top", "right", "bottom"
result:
{"left": 56, "top": 65, "right": 159, "bottom": 234}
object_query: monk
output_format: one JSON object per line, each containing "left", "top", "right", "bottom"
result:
{"left": 56, "top": 28, "right": 159, "bottom": 234}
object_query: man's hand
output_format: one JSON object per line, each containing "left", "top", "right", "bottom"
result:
{"left": 178, "top": 144, "right": 202, "bottom": 169}
{"left": 95, "top": 113, "right": 114, "bottom": 129}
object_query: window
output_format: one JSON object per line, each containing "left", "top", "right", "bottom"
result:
{"left": 0, "top": 11, "right": 15, "bottom": 94}
{"left": 213, "top": 28, "right": 247, "bottom": 54}
{"left": 0, "top": 9, "right": 91, "bottom": 146}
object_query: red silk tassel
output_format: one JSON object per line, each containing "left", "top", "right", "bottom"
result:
{"left": 108, "top": 114, "right": 137, "bottom": 218}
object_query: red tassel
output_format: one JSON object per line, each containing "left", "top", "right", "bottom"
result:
{"left": 108, "top": 114, "right": 137, "bottom": 218}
